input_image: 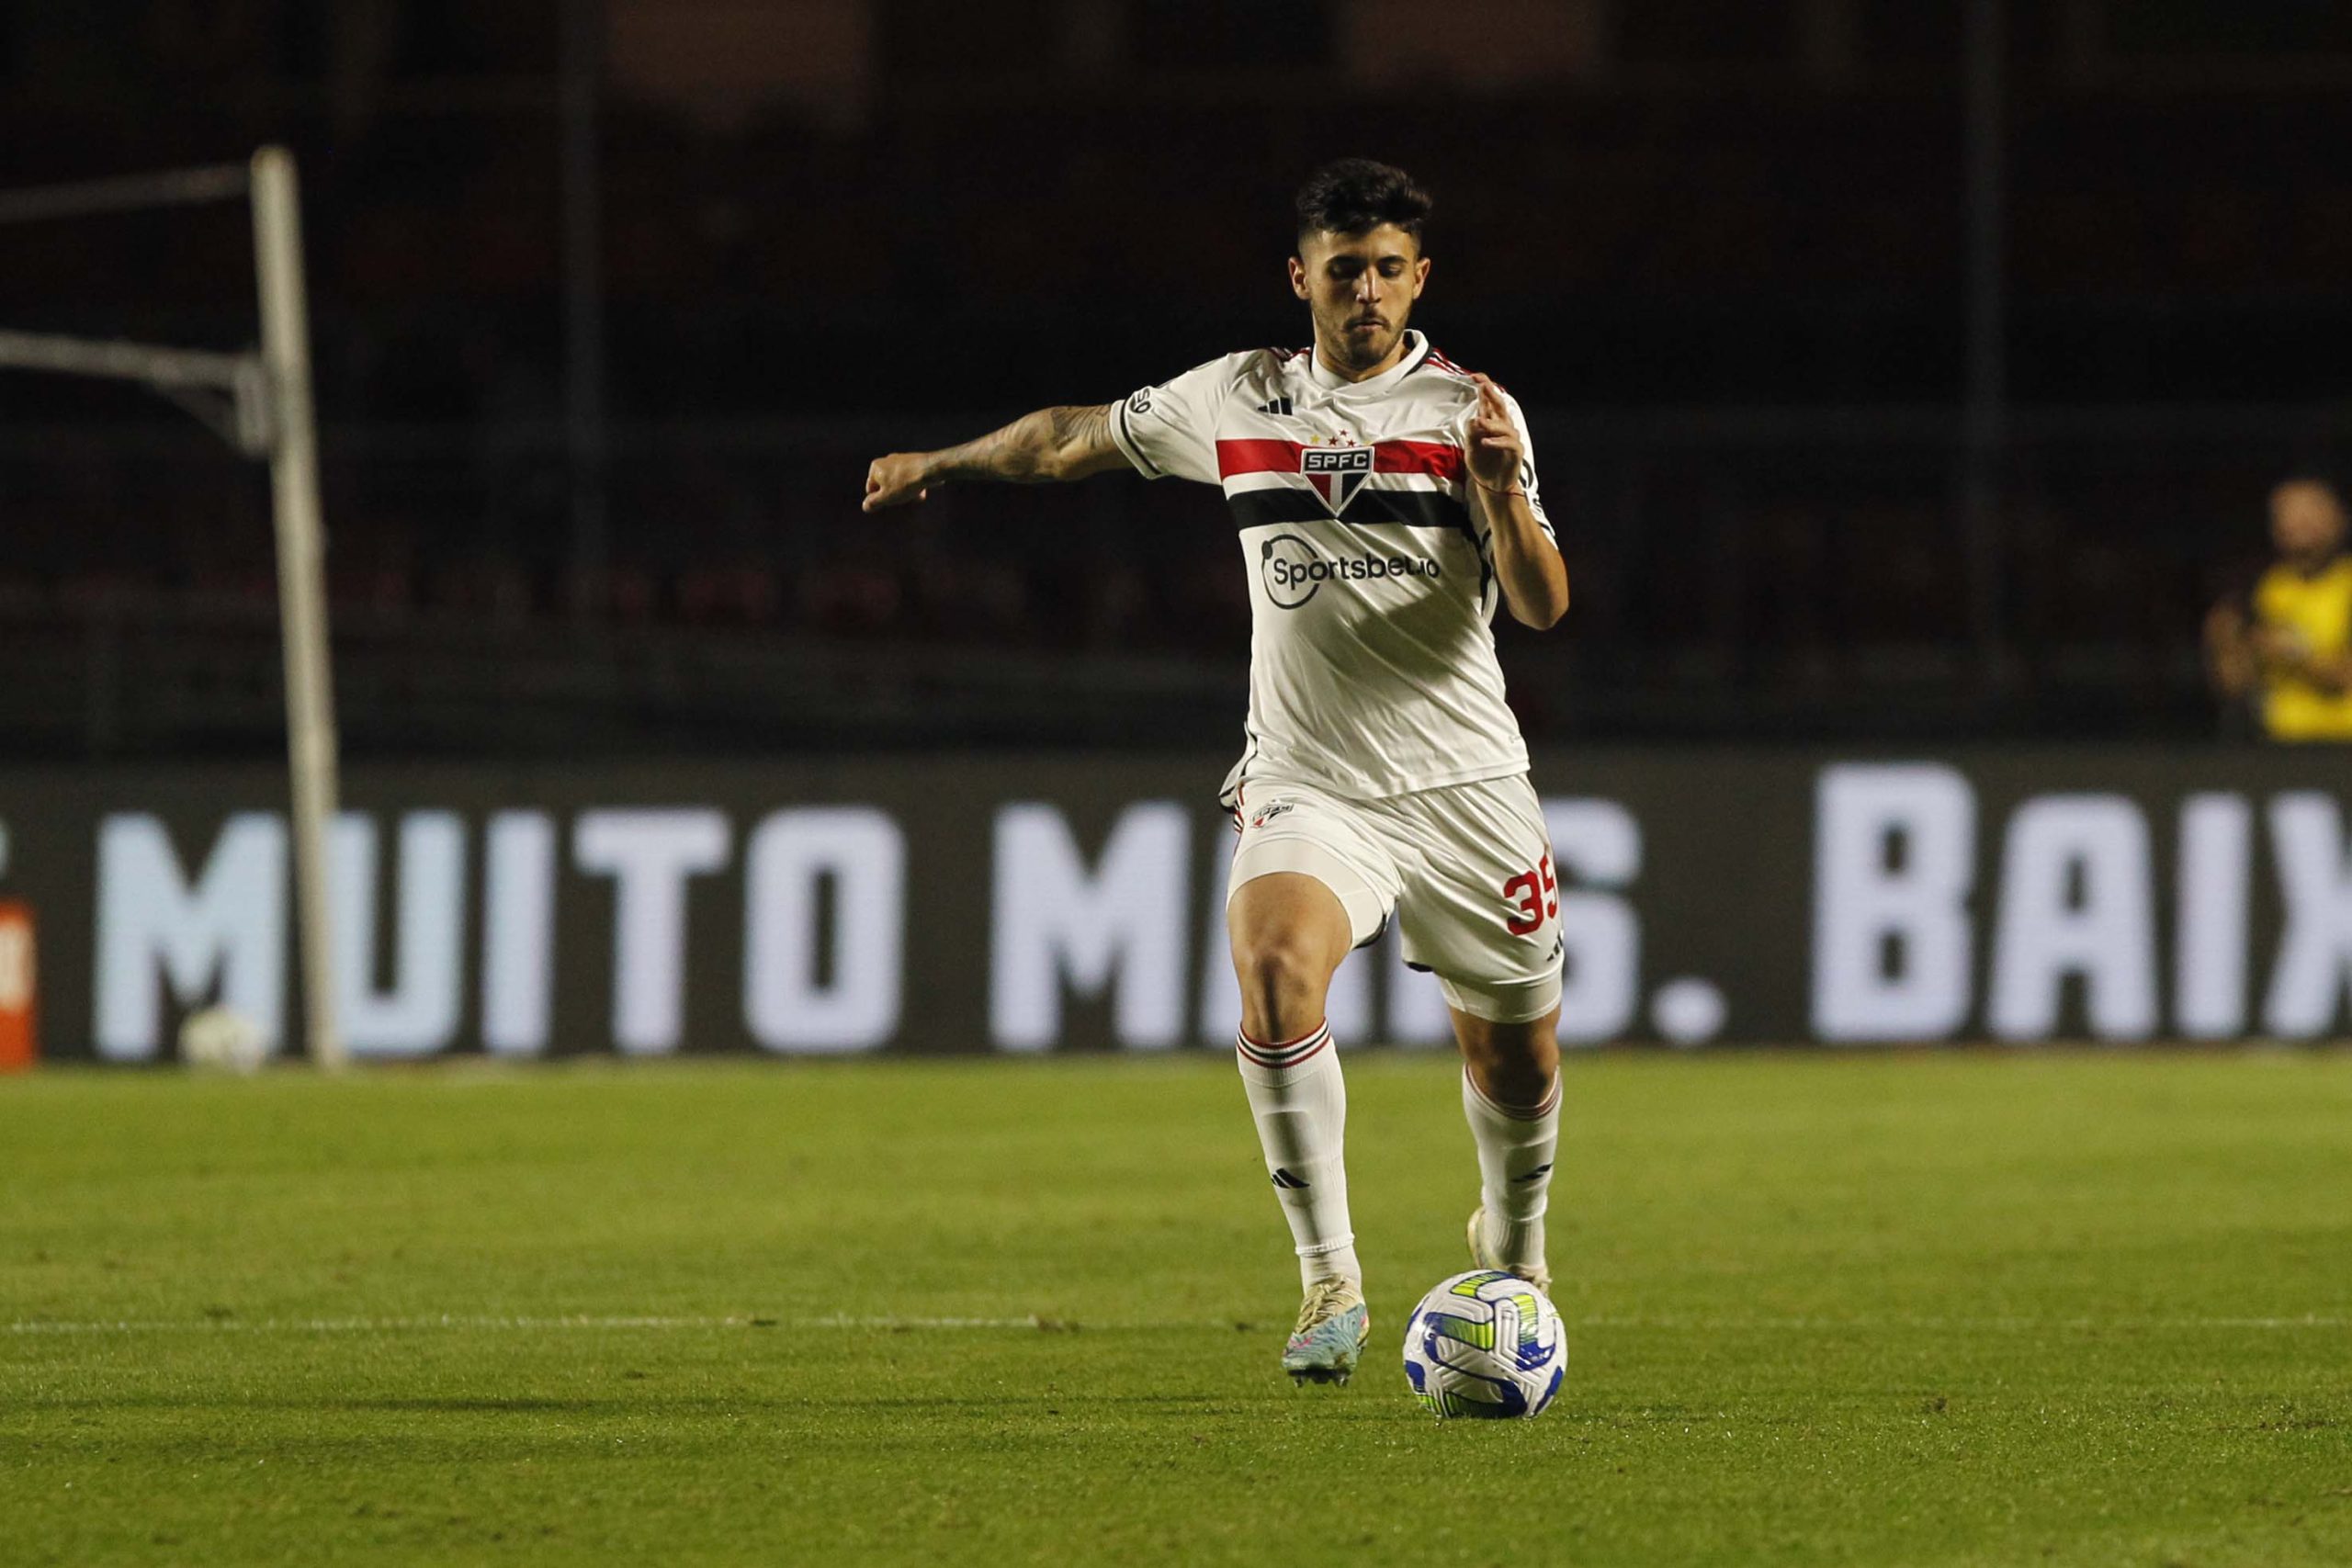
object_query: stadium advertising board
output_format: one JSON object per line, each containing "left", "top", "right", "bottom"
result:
{"left": 3, "top": 750, "right": 2348, "bottom": 1061}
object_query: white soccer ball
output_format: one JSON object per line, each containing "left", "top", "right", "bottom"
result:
{"left": 1402, "top": 1269, "right": 1566, "bottom": 1419}
{"left": 178, "top": 1006, "right": 270, "bottom": 1074}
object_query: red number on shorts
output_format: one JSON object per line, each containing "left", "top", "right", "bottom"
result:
{"left": 1502, "top": 852, "right": 1559, "bottom": 936}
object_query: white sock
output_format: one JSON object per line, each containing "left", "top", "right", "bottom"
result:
{"left": 1236, "top": 1021, "right": 1361, "bottom": 1290}
{"left": 1463, "top": 1066, "right": 1561, "bottom": 1273}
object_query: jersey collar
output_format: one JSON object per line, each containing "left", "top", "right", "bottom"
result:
{"left": 1306, "top": 330, "right": 1431, "bottom": 394}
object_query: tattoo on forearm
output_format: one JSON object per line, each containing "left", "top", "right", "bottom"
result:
{"left": 930, "top": 404, "right": 1111, "bottom": 484}
{"left": 1046, "top": 403, "right": 1110, "bottom": 457}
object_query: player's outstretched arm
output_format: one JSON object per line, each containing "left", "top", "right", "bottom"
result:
{"left": 863, "top": 404, "right": 1126, "bottom": 512}
{"left": 1464, "top": 375, "right": 1570, "bottom": 629}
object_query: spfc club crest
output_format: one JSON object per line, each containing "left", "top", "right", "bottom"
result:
{"left": 1300, "top": 445, "right": 1374, "bottom": 513}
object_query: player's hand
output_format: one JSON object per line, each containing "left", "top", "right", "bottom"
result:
{"left": 2254, "top": 624, "right": 2292, "bottom": 656}
{"left": 1464, "top": 374, "right": 1523, "bottom": 493}
{"left": 863, "top": 453, "right": 933, "bottom": 512}
{"left": 2255, "top": 624, "right": 2312, "bottom": 666}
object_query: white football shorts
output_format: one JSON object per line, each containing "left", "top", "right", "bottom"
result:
{"left": 1226, "top": 772, "right": 1565, "bottom": 1024}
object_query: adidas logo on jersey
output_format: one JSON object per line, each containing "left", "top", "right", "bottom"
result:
{"left": 1254, "top": 396, "right": 1295, "bottom": 416}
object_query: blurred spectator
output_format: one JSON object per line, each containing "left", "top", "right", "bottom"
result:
{"left": 2205, "top": 477, "right": 2352, "bottom": 741}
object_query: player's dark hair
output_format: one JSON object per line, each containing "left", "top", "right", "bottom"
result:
{"left": 1295, "top": 159, "right": 1431, "bottom": 250}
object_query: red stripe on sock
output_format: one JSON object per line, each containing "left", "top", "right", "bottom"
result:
{"left": 1235, "top": 1031, "right": 1329, "bottom": 1066}
{"left": 1238, "top": 1020, "right": 1329, "bottom": 1052}
{"left": 1235, "top": 1024, "right": 1332, "bottom": 1068}
{"left": 1238, "top": 1034, "right": 1332, "bottom": 1071}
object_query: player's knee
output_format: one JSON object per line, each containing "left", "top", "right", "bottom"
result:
{"left": 1456, "top": 1015, "right": 1561, "bottom": 1109}
{"left": 1466, "top": 1046, "right": 1554, "bottom": 1110}
{"left": 1233, "top": 937, "right": 1333, "bottom": 1041}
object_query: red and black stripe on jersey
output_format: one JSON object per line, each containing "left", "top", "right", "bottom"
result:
{"left": 1216, "top": 438, "right": 1465, "bottom": 482}
{"left": 1214, "top": 436, "right": 1472, "bottom": 535}
{"left": 1422, "top": 344, "right": 1479, "bottom": 382}
{"left": 1225, "top": 485, "right": 1474, "bottom": 535}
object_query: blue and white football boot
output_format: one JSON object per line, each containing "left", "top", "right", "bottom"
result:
{"left": 1281, "top": 1277, "right": 1370, "bottom": 1386}
{"left": 1467, "top": 1205, "right": 1553, "bottom": 1296}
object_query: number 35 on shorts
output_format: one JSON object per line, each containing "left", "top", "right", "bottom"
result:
{"left": 1501, "top": 852, "right": 1559, "bottom": 936}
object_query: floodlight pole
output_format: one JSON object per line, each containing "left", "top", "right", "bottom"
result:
{"left": 251, "top": 146, "right": 346, "bottom": 1074}
{"left": 0, "top": 148, "right": 345, "bottom": 1070}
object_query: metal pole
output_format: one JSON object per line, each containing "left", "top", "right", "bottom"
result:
{"left": 0, "top": 330, "right": 253, "bottom": 391}
{"left": 560, "top": 0, "right": 609, "bottom": 621}
{"left": 251, "top": 146, "right": 346, "bottom": 1072}
{"left": 1961, "top": 0, "right": 2007, "bottom": 675}
{"left": 0, "top": 163, "right": 248, "bottom": 226}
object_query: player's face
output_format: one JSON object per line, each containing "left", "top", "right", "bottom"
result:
{"left": 2270, "top": 481, "right": 2347, "bottom": 568}
{"left": 1289, "top": 225, "right": 1430, "bottom": 376}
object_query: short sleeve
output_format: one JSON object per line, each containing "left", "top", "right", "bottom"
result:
{"left": 1461, "top": 389, "right": 1555, "bottom": 542}
{"left": 1109, "top": 354, "right": 1249, "bottom": 486}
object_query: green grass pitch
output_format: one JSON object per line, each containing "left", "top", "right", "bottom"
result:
{"left": 4, "top": 1049, "right": 2349, "bottom": 1566}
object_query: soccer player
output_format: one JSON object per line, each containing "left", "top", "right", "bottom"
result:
{"left": 864, "top": 159, "right": 1570, "bottom": 1385}
{"left": 2205, "top": 476, "right": 2352, "bottom": 742}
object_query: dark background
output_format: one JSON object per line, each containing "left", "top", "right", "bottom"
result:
{"left": 1, "top": 0, "right": 2347, "bottom": 758}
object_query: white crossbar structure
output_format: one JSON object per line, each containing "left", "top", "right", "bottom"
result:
{"left": 0, "top": 147, "right": 345, "bottom": 1070}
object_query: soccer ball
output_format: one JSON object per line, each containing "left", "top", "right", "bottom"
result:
{"left": 1401, "top": 1269, "right": 1566, "bottom": 1419}
{"left": 178, "top": 1006, "right": 270, "bottom": 1074}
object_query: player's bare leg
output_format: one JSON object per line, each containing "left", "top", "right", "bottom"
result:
{"left": 1229, "top": 871, "right": 1351, "bottom": 1043}
{"left": 1227, "top": 872, "right": 1368, "bottom": 1383}
{"left": 1454, "top": 1005, "right": 1563, "bottom": 1294}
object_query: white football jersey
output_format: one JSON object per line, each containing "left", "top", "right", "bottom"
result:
{"left": 1108, "top": 330, "right": 1555, "bottom": 802}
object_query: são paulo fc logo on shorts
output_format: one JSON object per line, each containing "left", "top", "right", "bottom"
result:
{"left": 1261, "top": 533, "right": 1442, "bottom": 609}
{"left": 1300, "top": 445, "right": 1374, "bottom": 512}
